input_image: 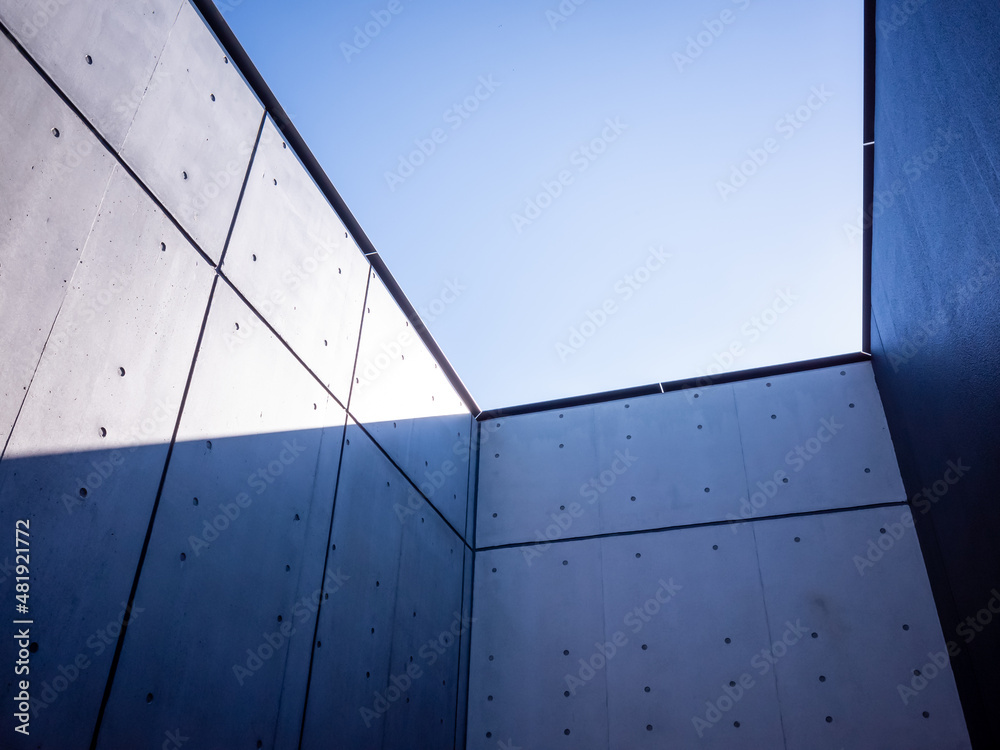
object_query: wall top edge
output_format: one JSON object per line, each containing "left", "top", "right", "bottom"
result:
{"left": 187, "top": 0, "right": 480, "bottom": 415}
{"left": 475, "top": 352, "right": 872, "bottom": 421}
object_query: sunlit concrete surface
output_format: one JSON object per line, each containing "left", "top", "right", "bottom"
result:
{"left": 0, "top": 1, "right": 995, "bottom": 748}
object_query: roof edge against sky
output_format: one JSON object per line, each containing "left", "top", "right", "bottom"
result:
{"left": 191, "top": 0, "right": 481, "bottom": 415}
{"left": 475, "top": 352, "right": 872, "bottom": 420}
{"left": 194, "top": 0, "right": 876, "bottom": 419}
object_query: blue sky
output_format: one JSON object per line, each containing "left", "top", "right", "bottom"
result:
{"left": 213, "top": 0, "right": 864, "bottom": 410}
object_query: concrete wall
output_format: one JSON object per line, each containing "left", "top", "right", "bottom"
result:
{"left": 0, "top": 3, "right": 474, "bottom": 748}
{"left": 869, "top": 2, "right": 1000, "bottom": 747}
{"left": 3, "top": 1, "right": 995, "bottom": 749}
{"left": 468, "top": 363, "right": 971, "bottom": 749}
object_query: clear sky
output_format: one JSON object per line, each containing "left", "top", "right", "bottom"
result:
{"left": 212, "top": 0, "right": 864, "bottom": 411}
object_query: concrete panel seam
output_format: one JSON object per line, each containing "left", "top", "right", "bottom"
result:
{"left": 730, "top": 383, "right": 754, "bottom": 527}
{"left": 88, "top": 274, "right": 221, "bottom": 750}
{"left": 749, "top": 522, "right": 790, "bottom": 749}
{"left": 453, "top": 548, "right": 470, "bottom": 750}
{"left": 188, "top": 0, "right": 479, "bottom": 416}
{"left": 343, "top": 269, "right": 373, "bottom": 417}
{"left": 116, "top": 0, "right": 186, "bottom": 159}
{"left": 217, "top": 110, "right": 267, "bottom": 268}
{"left": 0, "top": 16, "right": 219, "bottom": 271}
{"left": 476, "top": 353, "right": 872, "bottom": 419}
{"left": 467, "top": 421, "right": 482, "bottom": 551}
{"left": 0, "top": 123, "right": 119, "bottom": 462}
{"left": 215, "top": 273, "right": 350, "bottom": 412}
{"left": 475, "top": 501, "right": 911, "bottom": 553}
{"left": 295, "top": 411, "right": 350, "bottom": 750}
{"left": 344, "top": 417, "right": 473, "bottom": 553}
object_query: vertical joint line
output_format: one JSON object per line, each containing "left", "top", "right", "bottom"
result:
{"left": 217, "top": 110, "right": 267, "bottom": 269}
{"left": 89, "top": 275, "right": 220, "bottom": 750}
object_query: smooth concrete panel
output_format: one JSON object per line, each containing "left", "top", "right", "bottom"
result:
{"left": 351, "top": 271, "right": 473, "bottom": 534}
{"left": 467, "top": 539, "right": 609, "bottom": 749}
{"left": 733, "top": 361, "right": 905, "bottom": 518}
{"left": 465, "top": 422, "right": 480, "bottom": 546}
{"left": 366, "top": 413, "right": 474, "bottom": 540}
{"left": 301, "top": 421, "right": 465, "bottom": 749}
{"left": 351, "top": 271, "right": 472, "bottom": 423}
{"left": 871, "top": 2, "right": 1000, "bottom": 744}
{"left": 601, "top": 526, "right": 784, "bottom": 749}
{"left": 0, "top": 30, "right": 116, "bottom": 450}
{"left": 96, "top": 281, "right": 346, "bottom": 750}
{"left": 223, "top": 116, "right": 369, "bottom": 404}
{"left": 754, "top": 507, "right": 971, "bottom": 750}
{"left": 476, "top": 407, "right": 604, "bottom": 548}
{"left": 455, "top": 544, "right": 474, "bottom": 747}
{"left": 466, "top": 527, "right": 784, "bottom": 750}
{"left": 476, "top": 385, "right": 747, "bottom": 547}
{"left": 301, "top": 423, "right": 405, "bottom": 750}
{"left": 592, "top": 385, "right": 747, "bottom": 536}
{"left": 383, "top": 486, "right": 466, "bottom": 749}
{"left": 120, "top": 0, "right": 263, "bottom": 262}
{"left": 0, "top": 165, "right": 212, "bottom": 749}
{"left": 0, "top": 0, "right": 183, "bottom": 150}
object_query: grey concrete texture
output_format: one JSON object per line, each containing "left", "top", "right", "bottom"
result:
{"left": 0, "top": 0, "right": 185, "bottom": 151}
{"left": 869, "top": 0, "right": 1000, "bottom": 745}
{"left": 0, "top": 158, "right": 213, "bottom": 747}
{"left": 118, "top": 0, "right": 264, "bottom": 262}
{"left": 0, "top": 2, "right": 473, "bottom": 748}
{"left": 468, "top": 507, "right": 970, "bottom": 749}
{"left": 222, "top": 116, "right": 370, "bottom": 406}
{"left": 301, "top": 421, "right": 467, "bottom": 750}
{"left": 476, "top": 362, "right": 904, "bottom": 547}
{"left": 1, "top": 0, "right": 988, "bottom": 748}
{"left": 0, "top": 30, "right": 117, "bottom": 450}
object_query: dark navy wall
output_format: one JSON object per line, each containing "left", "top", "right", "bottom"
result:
{"left": 870, "top": 1, "right": 1000, "bottom": 747}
